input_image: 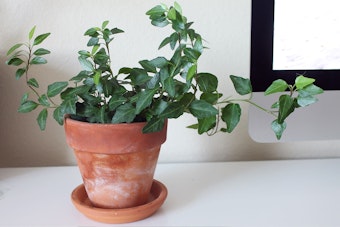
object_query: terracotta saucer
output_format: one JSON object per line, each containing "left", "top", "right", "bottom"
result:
{"left": 71, "top": 179, "right": 167, "bottom": 224}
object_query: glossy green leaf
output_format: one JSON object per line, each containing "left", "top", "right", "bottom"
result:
{"left": 37, "top": 108, "right": 48, "bottom": 130}
{"left": 136, "top": 89, "right": 157, "bottom": 114}
{"left": 38, "top": 94, "right": 50, "bottom": 107}
{"left": 27, "top": 78, "right": 39, "bottom": 88}
{"left": 111, "top": 27, "right": 124, "bottom": 34}
{"left": 20, "top": 93, "right": 29, "bottom": 104}
{"left": 15, "top": 68, "right": 26, "bottom": 80}
{"left": 189, "top": 100, "right": 218, "bottom": 119}
{"left": 221, "top": 103, "right": 241, "bottom": 133}
{"left": 164, "top": 77, "right": 176, "bottom": 97}
{"left": 102, "top": 20, "right": 109, "bottom": 29}
{"left": 53, "top": 106, "right": 64, "bottom": 125}
{"left": 47, "top": 81, "right": 68, "bottom": 97}
{"left": 298, "top": 84, "right": 324, "bottom": 96}
{"left": 158, "top": 36, "right": 171, "bottom": 49}
{"left": 30, "top": 56, "right": 47, "bottom": 65}
{"left": 264, "top": 79, "right": 288, "bottom": 95}
{"left": 277, "top": 95, "right": 295, "bottom": 124}
{"left": 142, "top": 117, "right": 165, "bottom": 133}
{"left": 33, "top": 33, "right": 51, "bottom": 46}
{"left": 33, "top": 48, "right": 51, "bottom": 56}
{"left": 198, "top": 116, "right": 216, "bottom": 134}
{"left": 29, "top": 26, "right": 36, "bottom": 40}
{"left": 7, "top": 43, "right": 23, "bottom": 56}
{"left": 139, "top": 60, "right": 157, "bottom": 73}
{"left": 87, "top": 37, "right": 99, "bottom": 46}
{"left": 297, "top": 95, "right": 318, "bottom": 107}
{"left": 230, "top": 75, "right": 252, "bottom": 95}
{"left": 78, "top": 56, "right": 94, "bottom": 71}
{"left": 6, "top": 57, "right": 24, "bottom": 66}
{"left": 84, "top": 27, "right": 100, "bottom": 36}
{"left": 271, "top": 119, "right": 287, "bottom": 140}
{"left": 159, "top": 102, "right": 184, "bottom": 118}
{"left": 108, "top": 95, "right": 127, "bottom": 110}
{"left": 167, "top": 7, "right": 177, "bottom": 20}
{"left": 196, "top": 73, "right": 218, "bottom": 93}
{"left": 128, "top": 68, "right": 151, "bottom": 85}
{"left": 146, "top": 5, "right": 167, "bottom": 16}
{"left": 18, "top": 101, "right": 38, "bottom": 113}
{"left": 111, "top": 103, "right": 136, "bottom": 123}
{"left": 295, "top": 75, "right": 315, "bottom": 90}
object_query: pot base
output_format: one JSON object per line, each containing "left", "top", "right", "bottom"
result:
{"left": 71, "top": 179, "right": 168, "bottom": 224}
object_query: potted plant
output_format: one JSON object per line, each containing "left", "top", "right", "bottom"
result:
{"left": 5, "top": 2, "right": 323, "bottom": 224}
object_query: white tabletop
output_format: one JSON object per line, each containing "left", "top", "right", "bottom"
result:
{"left": 1, "top": 158, "right": 340, "bottom": 227}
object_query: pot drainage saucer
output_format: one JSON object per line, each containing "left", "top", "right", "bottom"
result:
{"left": 71, "top": 179, "right": 167, "bottom": 224}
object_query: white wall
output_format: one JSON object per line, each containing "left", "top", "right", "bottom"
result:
{"left": 1, "top": 0, "right": 339, "bottom": 167}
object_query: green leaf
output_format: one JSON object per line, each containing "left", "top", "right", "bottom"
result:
{"left": 264, "top": 79, "right": 288, "bottom": 95}
{"left": 136, "top": 89, "right": 157, "bottom": 114}
{"left": 189, "top": 100, "right": 218, "bottom": 119}
{"left": 59, "top": 97, "right": 77, "bottom": 115}
{"left": 111, "top": 103, "right": 136, "bottom": 123}
{"left": 174, "top": 2, "right": 183, "bottom": 15}
{"left": 221, "top": 103, "right": 241, "bottom": 133}
{"left": 33, "top": 33, "right": 51, "bottom": 46}
{"left": 298, "top": 84, "right": 324, "bottom": 96}
{"left": 47, "top": 81, "right": 68, "bottom": 97}
{"left": 200, "top": 92, "right": 222, "bottom": 104}
{"left": 230, "top": 75, "right": 252, "bottom": 95}
{"left": 146, "top": 5, "right": 167, "bottom": 16}
{"left": 78, "top": 56, "right": 94, "bottom": 71}
{"left": 29, "top": 26, "right": 36, "bottom": 40}
{"left": 102, "top": 20, "right": 109, "bottom": 29}
{"left": 167, "top": 7, "right": 177, "bottom": 20}
{"left": 20, "top": 93, "right": 29, "bottom": 104}
{"left": 164, "top": 77, "right": 176, "bottom": 97}
{"left": 187, "top": 123, "right": 198, "bottom": 129}
{"left": 198, "top": 116, "right": 216, "bottom": 134}
{"left": 128, "top": 68, "right": 151, "bottom": 86}
{"left": 27, "top": 78, "right": 39, "bottom": 88}
{"left": 33, "top": 48, "right": 51, "bottom": 56}
{"left": 196, "top": 73, "right": 218, "bottom": 93}
{"left": 142, "top": 117, "right": 165, "bottom": 133}
{"left": 53, "top": 106, "right": 64, "bottom": 125}
{"left": 277, "top": 95, "right": 295, "bottom": 123}
{"left": 87, "top": 37, "right": 99, "bottom": 46}
{"left": 15, "top": 68, "right": 26, "bottom": 80}
{"left": 30, "top": 56, "right": 47, "bottom": 65}
{"left": 38, "top": 94, "right": 50, "bottom": 107}
{"left": 37, "top": 108, "right": 48, "bottom": 130}
{"left": 159, "top": 102, "right": 184, "bottom": 119}
{"left": 186, "top": 64, "right": 197, "bottom": 81}
{"left": 271, "top": 119, "right": 287, "bottom": 140}
{"left": 297, "top": 95, "right": 318, "bottom": 107}
{"left": 158, "top": 36, "right": 171, "bottom": 49}
{"left": 139, "top": 60, "right": 157, "bottom": 73}
{"left": 151, "top": 16, "right": 170, "bottom": 27}
{"left": 183, "top": 48, "right": 201, "bottom": 62}
{"left": 7, "top": 43, "right": 23, "bottom": 56}
{"left": 84, "top": 27, "right": 99, "bottom": 36}
{"left": 18, "top": 101, "right": 38, "bottom": 113}
{"left": 111, "top": 27, "right": 124, "bottom": 34}
{"left": 150, "top": 57, "right": 168, "bottom": 68}
{"left": 6, "top": 57, "right": 24, "bottom": 66}
{"left": 295, "top": 75, "right": 315, "bottom": 90}
{"left": 108, "top": 95, "right": 127, "bottom": 110}
{"left": 93, "top": 71, "right": 101, "bottom": 85}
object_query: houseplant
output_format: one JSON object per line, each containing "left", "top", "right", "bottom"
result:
{"left": 5, "top": 2, "right": 323, "bottom": 223}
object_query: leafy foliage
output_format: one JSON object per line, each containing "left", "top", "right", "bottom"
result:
{"left": 5, "top": 3, "right": 323, "bottom": 140}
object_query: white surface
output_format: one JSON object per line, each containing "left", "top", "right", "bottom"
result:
{"left": 1, "top": 159, "right": 340, "bottom": 227}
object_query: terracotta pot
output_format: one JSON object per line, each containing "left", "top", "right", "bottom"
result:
{"left": 64, "top": 116, "right": 167, "bottom": 209}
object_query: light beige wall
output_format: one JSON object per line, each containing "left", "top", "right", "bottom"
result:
{"left": 1, "top": 0, "right": 339, "bottom": 167}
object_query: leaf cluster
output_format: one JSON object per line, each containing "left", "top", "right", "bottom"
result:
{"left": 5, "top": 3, "right": 323, "bottom": 139}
